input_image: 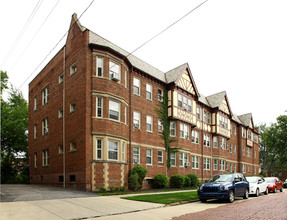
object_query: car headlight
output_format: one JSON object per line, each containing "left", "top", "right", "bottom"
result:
{"left": 250, "top": 185, "right": 255, "bottom": 189}
{"left": 200, "top": 185, "right": 204, "bottom": 190}
{"left": 224, "top": 186, "right": 229, "bottom": 190}
{"left": 219, "top": 185, "right": 224, "bottom": 190}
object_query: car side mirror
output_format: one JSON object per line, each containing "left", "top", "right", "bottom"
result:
{"left": 234, "top": 178, "right": 240, "bottom": 183}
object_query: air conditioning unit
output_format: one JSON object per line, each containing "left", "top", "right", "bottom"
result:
{"left": 185, "top": 135, "right": 189, "bottom": 139}
{"left": 185, "top": 162, "right": 191, "bottom": 167}
{"left": 111, "top": 73, "right": 119, "bottom": 82}
{"left": 133, "top": 158, "right": 139, "bottom": 164}
{"left": 134, "top": 123, "right": 139, "bottom": 129}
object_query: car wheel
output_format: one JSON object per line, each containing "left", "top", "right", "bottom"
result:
{"left": 200, "top": 198, "right": 207, "bottom": 203}
{"left": 243, "top": 189, "right": 249, "bottom": 199}
{"left": 264, "top": 187, "right": 268, "bottom": 195}
{"left": 227, "top": 190, "right": 235, "bottom": 203}
{"left": 280, "top": 187, "right": 283, "bottom": 192}
{"left": 255, "top": 188, "right": 259, "bottom": 197}
{"left": 274, "top": 187, "right": 277, "bottom": 193}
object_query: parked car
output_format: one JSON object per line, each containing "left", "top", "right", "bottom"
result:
{"left": 198, "top": 173, "right": 249, "bottom": 203}
{"left": 264, "top": 177, "right": 283, "bottom": 193}
{"left": 246, "top": 176, "right": 268, "bottom": 196}
{"left": 283, "top": 179, "right": 287, "bottom": 188}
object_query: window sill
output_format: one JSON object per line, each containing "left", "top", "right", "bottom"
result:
{"left": 146, "top": 130, "right": 153, "bottom": 133}
{"left": 69, "top": 150, "right": 77, "bottom": 153}
{"left": 133, "top": 93, "right": 140, "bottom": 97}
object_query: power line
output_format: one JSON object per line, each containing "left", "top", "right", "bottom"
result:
{"left": 1, "top": 0, "right": 44, "bottom": 67}
{"left": 9, "top": 0, "right": 61, "bottom": 73}
{"left": 19, "top": 0, "right": 95, "bottom": 88}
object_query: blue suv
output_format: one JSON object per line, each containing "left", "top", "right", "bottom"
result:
{"left": 198, "top": 173, "right": 249, "bottom": 203}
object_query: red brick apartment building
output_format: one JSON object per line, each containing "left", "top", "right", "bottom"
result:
{"left": 28, "top": 14, "right": 260, "bottom": 191}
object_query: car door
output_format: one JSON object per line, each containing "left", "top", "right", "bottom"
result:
{"left": 258, "top": 178, "right": 265, "bottom": 193}
{"left": 234, "top": 174, "right": 244, "bottom": 196}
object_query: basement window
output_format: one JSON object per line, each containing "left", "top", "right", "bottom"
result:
{"left": 69, "top": 175, "right": 76, "bottom": 182}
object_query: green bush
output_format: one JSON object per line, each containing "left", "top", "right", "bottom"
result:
{"left": 153, "top": 174, "right": 169, "bottom": 189}
{"left": 260, "top": 170, "right": 267, "bottom": 177}
{"left": 109, "top": 187, "right": 118, "bottom": 192}
{"left": 184, "top": 176, "right": 191, "bottom": 187}
{"left": 99, "top": 187, "right": 107, "bottom": 193}
{"left": 128, "top": 173, "right": 140, "bottom": 191}
{"left": 187, "top": 173, "right": 199, "bottom": 188}
{"left": 131, "top": 166, "right": 147, "bottom": 189}
{"left": 170, "top": 175, "right": 185, "bottom": 188}
{"left": 118, "top": 186, "right": 126, "bottom": 191}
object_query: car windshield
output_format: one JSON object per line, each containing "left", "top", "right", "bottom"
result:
{"left": 208, "top": 174, "right": 233, "bottom": 183}
{"left": 246, "top": 177, "right": 258, "bottom": 183}
{"left": 264, "top": 178, "right": 275, "bottom": 183}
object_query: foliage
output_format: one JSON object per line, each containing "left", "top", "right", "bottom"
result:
{"left": 184, "top": 176, "right": 191, "bottom": 187}
{"left": 99, "top": 187, "right": 107, "bottom": 193}
{"left": 259, "top": 170, "right": 267, "bottom": 177}
{"left": 1, "top": 70, "right": 9, "bottom": 94}
{"left": 1, "top": 85, "right": 29, "bottom": 183}
{"left": 259, "top": 114, "right": 287, "bottom": 173}
{"left": 153, "top": 174, "right": 169, "bottom": 189}
{"left": 109, "top": 187, "right": 118, "bottom": 192}
{"left": 130, "top": 166, "right": 147, "bottom": 189}
{"left": 155, "top": 87, "right": 178, "bottom": 171}
{"left": 169, "top": 174, "right": 185, "bottom": 188}
{"left": 187, "top": 173, "right": 199, "bottom": 187}
{"left": 128, "top": 173, "right": 140, "bottom": 191}
{"left": 123, "top": 191, "right": 198, "bottom": 205}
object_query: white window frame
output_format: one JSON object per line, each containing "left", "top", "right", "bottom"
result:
{"left": 58, "top": 108, "right": 63, "bottom": 119}
{"left": 204, "top": 111, "right": 211, "bottom": 124}
{"left": 146, "top": 83, "right": 152, "bottom": 100}
{"left": 109, "top": 61, "right": 121, "bottom": 81}
{"left": 170, "top": 121, "right": 176, "bottom": 137}
{"left": 184, "top": 124, "right": 189, "bottom": 139}
{"left": 34, "top": 153, "right": 37, "bottom": 168}
{"left": 234, "top": 144, "right": 237, "bottom": 154}
{"left": 146, "top": 149, "right": 152, "bottom": 165}
{"left": 179, "top": 153, "right": 184, "bottom": 167}
{"left": 243, "top": 146, "right": 245, "bottom": 156}
{"left": 133, "top": 146, "right": 140, "bottom": 164}
{"left": 34, "top": 96, "right": 37, "bottom": 111}
{"left": 96, "top": 97, "right": 103, "bottom": 118}
{"left": 230, "top": 143, "right": 232, "bottom": 153}
{"left": 146, "top": 115, "right": 153, "bottom": 132}
{"left": 158, "top": 150, "right": 163, "bottom": 163}
{"left": 192, "top": 130, "right": 199, "bottom": 144}
{"left": 158, "top": 119, "right": 163, "bottom": 132}
{"left": 133, "top": 111, "right": 141, "bottom": 129}
{"left": 70, "top": 102, "right": 76, "bottom": 113}
{"left": 196, "top": 107, "right": 201, "bottom": 120}
{"left": 220, "top": 137, "right": 226, "bottom": 149}
{"left": 42, "top": 118, "right": 49, "bottom": 135}
{"left": 204, "top": 158, "right": 210, "bottom": 170}
{"left": 59, "top": 73, "right": 63, "bottom": 84}
{"left": 124, "top": 105, "right": 127, "bottom": 124}
{"left": 97, "top": 57, "right": 103, "bottom": 77}
{"left": 180, "top": 123, "right": 184, "bottom": 138}
{"left": 109, "top": 100, "right": 120, "bottom": 121}
{"left": 170, "top": 152, "right": 176, "bottom": 167}
{"left": 108, "top": 140, "right": 119, "bottom": 161}
{"left": 70, "top": 63, "right": 77, "bottom": 75}
{"left": 158, "top": 88, "right": 163, "bottom": 101}
{"left": 178, "top": 94, "right": 182, "bottom": 108}
{"left": 204, "top": 134, "right": 210, "bottom": 147}
{"left": 213, "top": 136, "right": 218, "bottom": 148}
{"left": 187, "top": 99, "right": 192, "bottom": 112}
{"left": 133, "top": 77, "right": 140, "bottom": 95}
{"left": 42, "top": 87, "right": 49, "bottom": 106}
{"left": 122, "top": 142, "right": 126, "bottom": 162}
{"left": 213, "top": 159, "right": 218, "bottom": 170}
{"left": 124, "top": 70, "right": 127, "bottom": 88}
{"left": 96, "top": 139, "right": 103, "bottom": 160}
{"left": 192, "top": 155, "right": 199, "bottom": 169}
{"left": 247, "top": 147, "right": 250, "bottom": 157}
{"left": 34, "top": 124, "right": 37, "bottom": 139}
{"left": 220, "top": 159, "right": 225, "bottom": 171}
{"left": 42, "top": 150, "right": 49, "bottom": 166}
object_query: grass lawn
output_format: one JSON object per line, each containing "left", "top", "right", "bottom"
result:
{"left": 122, "top": 191, "right": 199, "bottom": 205}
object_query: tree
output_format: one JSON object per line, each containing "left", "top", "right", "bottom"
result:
{"left": 1, "top": 71, "right": 9, "bottom": 95}
{"left": 1, "top": 85, "right": 29, "bottom": 183}
{"left": 259, "top": 113, "right": 287, "bottom": 173}
{"left": 155, "top": 88, "right": 178, "bottom": 173}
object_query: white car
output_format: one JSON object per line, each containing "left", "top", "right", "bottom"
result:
{"left": 246, "top": 176, "right": 269, "bottom": 197}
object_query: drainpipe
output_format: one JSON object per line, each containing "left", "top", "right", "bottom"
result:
{"left": 63, "top": 46, "right": 66, "bottom": 188}
{"left": 128, "top": 67, "right": 133, "bottom": 174}
{"left": 201, "top": 107, "right": 204, "bottom": 182}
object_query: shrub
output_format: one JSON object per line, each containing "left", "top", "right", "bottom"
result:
{"left": 153, "top": 174, "right": 169, "bottom": 189}
{"left": 99, "top": 187, "right": 107, "bottom": 193}
{"left": 118, "top": 186, "right": 126, "bottom": 191}
{"left": 131, "top": 166, "right": 147, "bottom": 189}
{"left": 184, "top": 176, "right": 191, "bottom": 187}
{"left": 187, "top": 173, "right": 199, "bottom": 188}
{"left": 170, "top": 174, "right": 185, "bottom": 188}
{"left": 109, "top": 187, "right": 118, "bottom": 192}
{"left": 128, "top": 173, "right": 140, "bottom": 191}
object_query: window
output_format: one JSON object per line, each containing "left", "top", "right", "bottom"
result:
{"left": 204, "top": 111, "right": 211, "bottom": 124}
{"left": 219, "top": 115, "right": 228, "bottom": 129}
{"left": 133, "top": 111, "right": 140, "bottom": 128}
{"left": 204, "top": 158, "right": 210, "bottom": 170}
{"left": 183, "top": 96, "right": 188, "bottom": 110}
{"left": 146, "top": 149, "right": 152, "bottom": 165}
{"left": 184, "top": 124, "right": 189, "bottom": 139}
{"left": 97, "top": 57, "right": 103, "bottom": 77}
{"left": 234, "top": 163, "right": 236, "bottom": 172}
{"left": 109, "top": 100, "right": 120, "bottom": 121}
{"left": 146, "top": 115, "right": 153, "bottom": 132}
{"left": 213, "top": 136, "right": 218, "bottom": 148}
{"left": 196, "top": 107, "right": 201, "bottom": 120}
{"left": 248, "top": 165, "right": 250, "bottom": 173}
{"left": 42, "top": 118, "right": 49, "bottom": 135}
{"left": 188, "top": 99, "right": 192, "bottom": 112}
{"left": 230, "top": 143, "right": 232, "bottom": 153}
{"left": 178, "top": 94, "right": 182, "bottom": 107}
{"left": 109, "top": 61, "right": 120, "bottom": 81}
{"left": 254, "top": 135, "right": 258, "bottom": 143}
{"left": 146, "top": 83, "right": 152, "bottom": 100}
{"left": 58, "top": 108, "right": 63, "bottom": 119}
{"left": 170, "top": 122, "right": 176, "bottom": 136}
{"left": 97, "top": 97, "right": 103, "bottom": 118}
{"left": 122, "top": 142, "right": 126, "bottom": 162}
{"left": 34, "top": 124, "right": 37, "bottom": 139}
{"left": 254, "top": 167, "right": 256, "bottom": 175}
{"left": 180, "top": 123, "right": 184, "bottom": 138}
{"left": 204, "top": 134, "right": 210, "bottom": 147}
{"left": 192, "top": 156, "right": 199, "bottom": 169}
{"left": 42, "top": 87, "right": 49, "bottom": 105}
{"left": 124, "top": 105, "right": 127, "bottom": 124}
{"left": 170, "top": 152, "right": 176, "bottom": 167}
{"left": 96, "top": 139, "right": 102, "bottom": 160}
{"left": 179, "top": 153, "right": 184, "bottom": 167}
{"left": 133, "top": 146, "right": 140, "bottom": 163}
{"left": 59, "top": 176, "right": 64, "bottom": 183}
{"left": 70, "top": 63, "right": 77, "bottom": 75}
{"left": 133, "top": 78, "right": 140, "bottom": 95}
{"left": 234, "top": 144, "right": 236, "bottom": 154}
{"left": 34, "top": 153, "right": 37, "bottom": 168}
{"left": 42, "top": 150, "right": 49, "bottom": 166}
{"left": 70, "top": 141, "right": 76, "bottom": 152}
{"left": 247, "top": 147, "right": 250, "bottom": 157}
{"left": 213, "top": 159, "right": 218, "bottom": 170}
{"left": 243, "top": 146, "right": 245, "bottom": 156}
{"left": 58, "top": 145, "right": 63, "bottom": 154}
{"left": 248, "top": 130, "right": 252, "bottom": 140}
{"left": 108, "top": 140, "right": 118, "bottom": 160}
{"left": 220, "top": 159, "right": 225, "bottom": 171}
{"left": 230, "top": 162, "right": 233, "bottom": 172}
{"left": 242, "top": 164, "right": 246, "bottom": 173}
{"left": 158, "top": 119, "right": 163, "bottom": 132}
{"left": 158, "top": 150, "right": 163, "bottom": 163}
{"left": 192, "top": 130, "right": 199, "bottom": 144}
{"left": 70, "top": 102, "right": 76, "bottom": 113}
{"left": 242, "top": 128, "right": 246, "bottom": 138}
{"left": 59, "top": 73, "right": 63, "bottom": 84}
{"left": 220, "top": 137, "right": 226, "bottom": 149}
{"left": 34, "top": 96, "right": 37, "bottom": 111}
{"left": 69, "top": 175, "right": 76, "bottom": 182}
{"left": 234, "top": 126, "right": 236, "bottom": 136}
{"left": 226, "top": 162, "right": 229, "bottom": 170}
{"left": 158, "top": 88, "right": 163, "bottom": 101}
{"left": 124, "top": 70, "right": 127, "bottom": 88}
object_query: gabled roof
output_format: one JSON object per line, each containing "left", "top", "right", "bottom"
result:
{"left": 165, "top": 63, "right": 187, "bottom": 84}
{"left": 232, "top": 113, "right": 243, "bottom": 125}
{"left": 198, "top": 94, "right": 210, "bottom": 106}
{"left": 206, "top": 91, "right": 227, "bottom": 108}
{"left": 238, "top": 113, "right": 253, "bottom": 127}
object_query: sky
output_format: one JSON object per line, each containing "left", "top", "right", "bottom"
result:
{"left": 1, "top": 0, "right": 286, "bottom": 126}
